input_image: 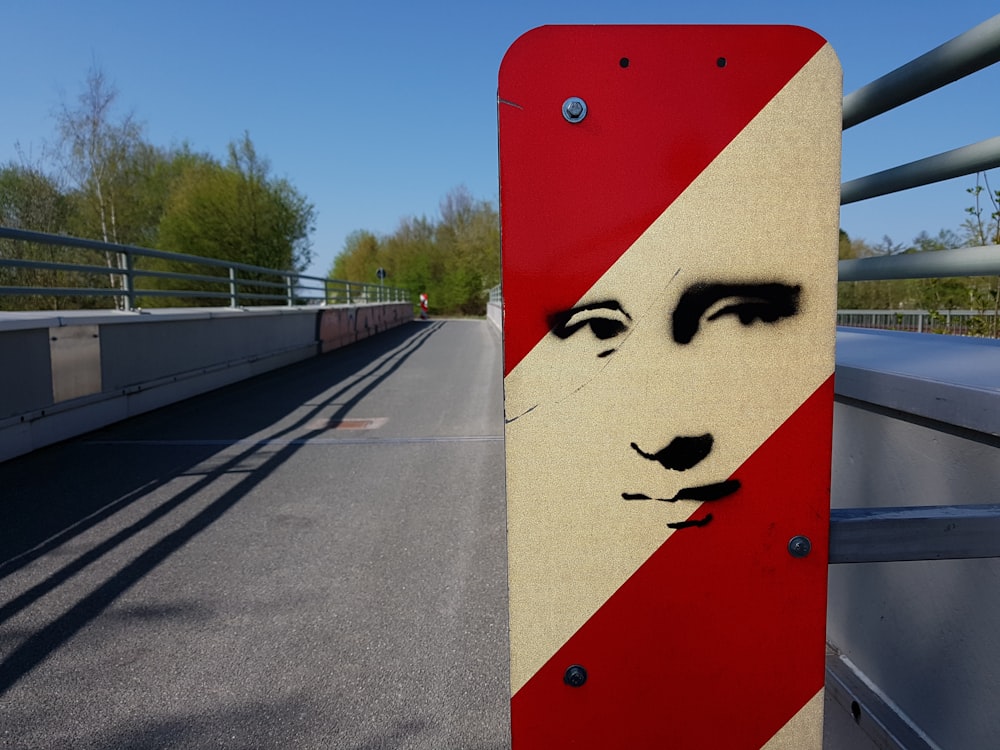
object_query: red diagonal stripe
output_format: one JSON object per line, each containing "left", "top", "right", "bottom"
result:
{"left": 511, "top": 378, "right": 833, "bottom": 748}
{"left": 499, "top": 25, "right": 825, "bottom": 375}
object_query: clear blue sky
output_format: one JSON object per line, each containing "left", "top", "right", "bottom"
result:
{"left": 2, "top": 1, "right": 998, "bottom": 278}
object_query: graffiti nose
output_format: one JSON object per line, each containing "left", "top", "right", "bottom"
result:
{"left": 630, "top": 434, "right": 713, "bottom": 471}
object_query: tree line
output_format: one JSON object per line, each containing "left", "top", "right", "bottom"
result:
{"left": 331, "top": 174, "right": 998, "bottom": 322}
{"left": 838, "top": 173, "right": 1000, "bottom": 335}
{"left": 0, "top": 67, "right": 315, "bottom": 310}
{"left": 329, "top": 186, "right": 500, "bottom": 316}
{"left": 5, "top": 64, "right": 996, "bottom": 326}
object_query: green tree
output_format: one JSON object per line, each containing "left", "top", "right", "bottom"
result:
{"left": 435, "top": 186, "right": 500, "bottom": 314}
{"left": 909, "top": 230, "right": 969, "bottom": 315}
{"left": 56, "top": 65, "right": 147, "bottom": 305}
{"left": 963, "top": 172, "right": 1000, "bottom": 247}
{"left": 384, "top": 217, "right": 439, "bottom": 300}
{"left": 223, "top": 133, "right": 315, "bottom": 272}
{"left": 329, "top": 187, "right": 500, "bottom": 316}
{"left": 330, "top": 229, "right": 383, "bottom": 301}
{"left": 0, "top": 158, "right": 76, "bottom": 309}
{"left": 837, "top": 230, "right": 880, "bottom": 309}
{"left": 0, "top": 157, "right": 68, "bottom": 234}
{"left": 154, "top": 134, "right": 315, "bottom": 305}
{"left": 962, "top": 172, "right": 1000, "bottom": 336}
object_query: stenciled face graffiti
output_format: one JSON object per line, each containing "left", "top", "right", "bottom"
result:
{"left": 502, "top": 229, "right": 829, "bottom": 539}
{"left": 544, "top": 280, "right": 801, "bottom": 528}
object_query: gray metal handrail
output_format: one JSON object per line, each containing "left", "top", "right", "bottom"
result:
{"left": 0, "top": 226, "right": 412, "bottom": 310}
{"left": 839, "top": 244, "right": 1000, "bottom": 281}
{"left": 841, "top": 137, "right": 1000, "bottom": 205}
{"left": 839, "top": 12, "right": 1000, "bottom": 278}
{"left": 832, "top": 15, "right": 1000, "bottom": 573}
{"left": 842, "top": 13, "right": 1000, "bottom": 129}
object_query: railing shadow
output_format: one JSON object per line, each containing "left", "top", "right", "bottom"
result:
{"left": 0, "top": 320, "right": 443, "bottom": 695}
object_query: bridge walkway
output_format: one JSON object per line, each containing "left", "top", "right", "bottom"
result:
{"left": 1, "top": 319, "right": 509, "bottom": 749}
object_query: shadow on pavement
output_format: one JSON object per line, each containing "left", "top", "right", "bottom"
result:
{"left": 0, "top": 321, "right": 443, "bottom": 695}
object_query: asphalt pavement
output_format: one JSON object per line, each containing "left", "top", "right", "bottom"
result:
{"left": 1, "top": 319, "right": 509, "bottom": 750}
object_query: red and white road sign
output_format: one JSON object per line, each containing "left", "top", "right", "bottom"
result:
{"left": 499, "top": 26, "right": 841, "bottom": 748}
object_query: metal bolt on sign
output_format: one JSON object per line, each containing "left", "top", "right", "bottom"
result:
{"left": 788, "top": 535, "right": 813, "bottom": 558}
{"left": 562, "top": 97, "right": 587, "bottom": 123}
{"left": 564, "top": 665, "right": 588, "bottom": 687}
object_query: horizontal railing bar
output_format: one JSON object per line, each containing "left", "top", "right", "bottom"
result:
{"left": 0, "top": 226, "right": 290, "bottom": 278}
{"left": 133, "top": 269, "right": 233, "bottom": 285}
{"left": 829, "top": 505, "right": 1000, "bottom": 563}
{"left": 127, "top": 289, "right": 238, "bottom": 300}
{"left": 220, "top": 292, "right": 287, "bottom": 302}
{"left": 229, "top": 277, "right": 291, "bottom": 291}
{"left": 1, "top": 260, "right": 304, "bottom": 292}
{"left": 843, "top": 13, "right": 1000, "bottom": 129}
{"left": 0, "top": 257, "right": 124, "bottom": 276}
{"left": 0, "top": 225, "right": 412, "bottom": 308}
{"left": 0, "top": 286, "right": 295, "bottom": 303}
{"left": 841, "top": 135, "right": 1000, "bottom": 204}
{"left": 0, "top": 286, "right": 121, "bottom": 298}
{"left": 838, "top": 245, "right": 1000, "bottom": 281}
{"left": 837, "top": 308, "right": 996, "bottom": 315}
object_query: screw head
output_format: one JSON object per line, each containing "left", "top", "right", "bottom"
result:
{"left": 788, "top": 535, "right": 812, "bottom": 558}
{"left": 562, "top": 97, "right": 587, "bottom": 123}
{"left": 564, "top": 665, "right": 588, "bottom": 687}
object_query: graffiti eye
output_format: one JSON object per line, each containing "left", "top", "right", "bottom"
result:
{"left": 704, "top": 297, "right": 796, "bottom": 328}
{"left": 586, "top": 316, "right": 628, "bottom": 339}
{"left": 672, "top": 282, "right": 801, "bottom": 344}
{"left": 549, "top": 302, "right": 632, "bottom": 343}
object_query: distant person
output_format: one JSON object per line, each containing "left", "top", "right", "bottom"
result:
{"left": 419, "top": 293, "right": 429, "bottom": 320}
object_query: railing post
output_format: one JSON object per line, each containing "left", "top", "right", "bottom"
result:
{"left": 286, "top": 274, "right": 293, "bottom": 307}
{"left": 346, "top": 282, "right": 352, "bottom": 304}
{"left": 122, "top": 249, "right": 136, "bottom": 311}
{"left": 229, "top": 267, "right": 239, "bottom": 308}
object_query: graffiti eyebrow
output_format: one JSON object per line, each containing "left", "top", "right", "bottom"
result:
{"left": 671, "top": 282, "right": 800, "bottom": 344}
{"left": 548, "top": 300, "right": 632, "bottom": 338}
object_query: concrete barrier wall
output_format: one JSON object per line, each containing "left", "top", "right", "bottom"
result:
{"left": 0, "top": 303, "right": 411, "bottom": 463}
{"left": 486, "top": 301, "right": 501, "bottom": 331}
{"left": 829, "top": 329, "right": 1000, "bottom": 750}
{"left": 318, "top": 303, "right": 412, "bottom": 352}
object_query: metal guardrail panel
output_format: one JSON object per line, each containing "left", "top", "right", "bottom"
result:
{"left": 829, "top": 505, "right": 1000, "bottom": 563}
{"left": 49, "top": 324, "right": 102, "bottom": 402}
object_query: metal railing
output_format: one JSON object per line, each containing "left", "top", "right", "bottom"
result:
{"left": 838, "top": 13, "right": 1000, "bottom": 295}
{"left": 832, "top": 12, "right": 1000, "bottom": 561}
{"left": 0, "top": 226, "right": 411, "bottom": 311}
{"left": 827, "top": 24, "right": 1000, "bottom": 748}
{"left": 836, "top": 308, "right": 997, "bottom": 335}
